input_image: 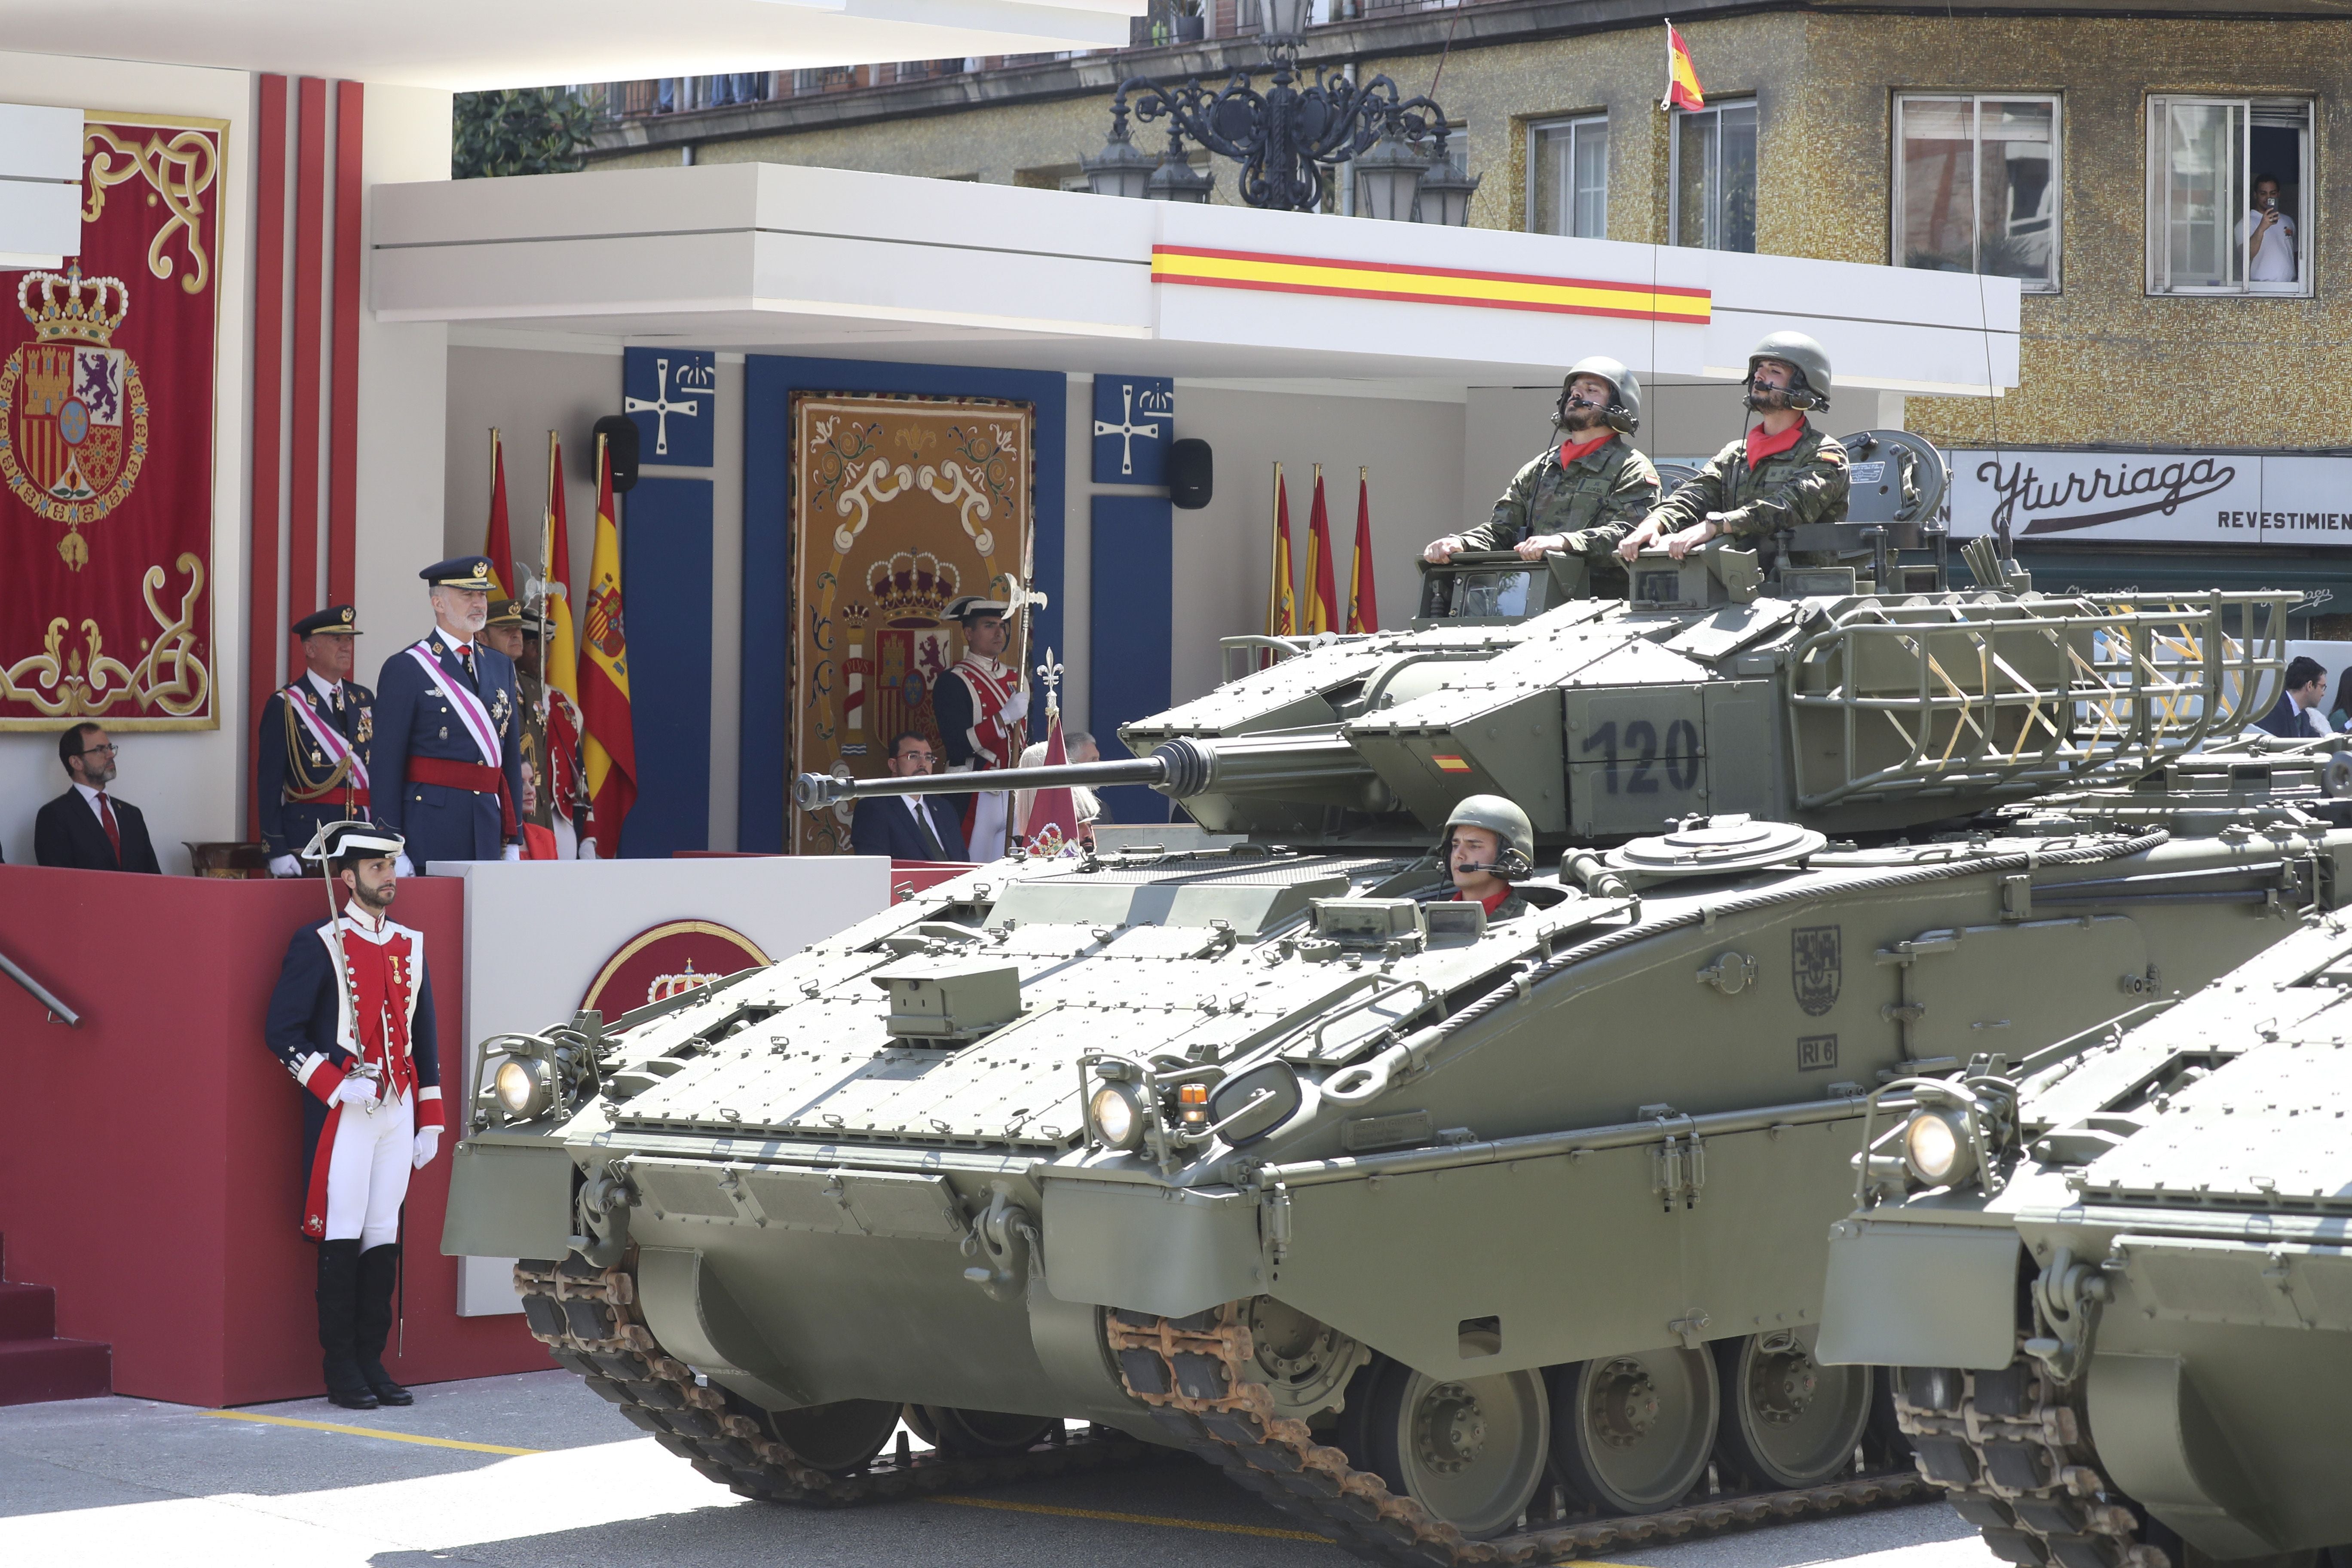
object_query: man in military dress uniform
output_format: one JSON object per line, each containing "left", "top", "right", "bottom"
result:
{"left": 1424, "top": 358, "right": 1660, "bottom": 597}
{"left": 372, "top": 558, "right": 526, "bottom": 874}
{"left": 263, "top": 821, "right": 444, "bottom": 1409}
{"left": 480, "top": 596, "right": 555, "bottom": 835}
{"left": 1435, "top": 795, "right": 1535, "bottom": 922}
{"left": 1615, "top": 332, "right": 1852, "bottom": 568}
{"left": 931, "top": 595, "right": 1029, "bottom": 861}
{"left": 259, "top": 605, "right": 374, "bottom": 878}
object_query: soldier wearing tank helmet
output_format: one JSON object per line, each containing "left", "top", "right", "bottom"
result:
{"left": 1615, "top": 331, "right": 1851, "bottom": 568}
{"left": 1435, "top": 794, "right": 1536, "bottom": 922}
{"left": 1424, "top": 357, "right": 1659, "bottom": 594}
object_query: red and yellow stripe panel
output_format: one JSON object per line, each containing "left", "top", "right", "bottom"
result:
{"left": 1151, "top": 245, "right": 1710, "bottom": 324}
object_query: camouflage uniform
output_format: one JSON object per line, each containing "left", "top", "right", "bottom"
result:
{"left": 1488, "top": 890, "right": 1531, "bottom": 922}
{"left": 1458, "top": 436, "right": 1660, "bottom": 592}
{"left": 1642, "top": 423, "right": 1851, "bottom": 568}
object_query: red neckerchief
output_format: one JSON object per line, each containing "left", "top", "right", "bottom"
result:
{"left": 1558, "top": 432, "right": 1614, "bottom": 468}
{"left": 1455, "top": 885, "right": 1514, "bottom": 915}
{"left": 1745, "top": 420, "right": 1807, "bottom": 466}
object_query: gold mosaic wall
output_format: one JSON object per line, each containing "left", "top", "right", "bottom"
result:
{"left": 594, "top": 14, "right": 2352, "bottom": 448}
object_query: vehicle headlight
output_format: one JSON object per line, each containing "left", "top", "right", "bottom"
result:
{"left": 495, "top": 1057, "right": 550, "bottom": 1121}
{"left": 1902, "top": 1107, "right": 1977, "bottom": 1188}
{"left": 1089, "top": 1084, "right": 1142, "bottom": 1150}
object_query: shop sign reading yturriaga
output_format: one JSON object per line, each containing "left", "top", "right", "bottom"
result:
{"left": 1948, "top": 448, "right": 2352, "bottom": 545}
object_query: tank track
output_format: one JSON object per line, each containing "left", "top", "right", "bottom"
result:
{"left": 512, "top": 1257, "right": 1154, "bottom": 1504}
{"left": 1104, "top": 1305, "right": 1929, "bottom": 1566}
{"left": 1894, "top": 1358, "right": 2164, "bottom": 1568}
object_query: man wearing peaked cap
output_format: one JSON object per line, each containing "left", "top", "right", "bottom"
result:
{"left": 370, "top": 558, "right": 527, "bottom": 873}
{"left": 263, "top": 819, "right": 443, "bottom": 1409}
{"left": 259, "top": 603, "right": 375, "bottom": 877}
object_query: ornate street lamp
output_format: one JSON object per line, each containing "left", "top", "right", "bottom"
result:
{"left": 1352, "top": 129, "right": 1429, "bottom": 222}
{"left": 1080, "top": 117, "right": 1156, "bottom": 201}
{"left": 1413, "top": 148, "right": 1482, "bottom": 226}
{"left": 1084, "top": 6, "right": 1463, "bottom": 213}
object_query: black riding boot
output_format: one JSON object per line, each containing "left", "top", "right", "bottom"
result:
{"left": 316, "top": 1240, "right": 377, "bottom": 1410}
{"left": 354, "top": 1243, "right": 413, "bottom": 1406}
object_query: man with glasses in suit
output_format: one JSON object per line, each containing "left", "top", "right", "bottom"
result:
{"left": 34, "top": 723, "right": 162, "bottom": 873}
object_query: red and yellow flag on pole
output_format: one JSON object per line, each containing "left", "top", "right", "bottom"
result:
{"left": 579, "top": 433, "right": 637, "bottom": 858}
{"left": 483, "top": 429, "right": 516, "bottom": 599}
{"left": 540, "top": 431, "right": 585, "bottom": 829}
{"left": 1303, "top": 463, "right": 1340, "bottom": 636}
{"left": 1266, "top": 463, "right": 1297, "bottom": 661}
{"left": 1346, "top": 467, "right": 1379, "bottom": 634}
{"left": 1663, "top": 20, "right": 1704, "bottom": 111}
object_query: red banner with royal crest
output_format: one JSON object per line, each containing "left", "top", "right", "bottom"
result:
{"left": 0, "top": 114, "right": 220, "bottom": 729}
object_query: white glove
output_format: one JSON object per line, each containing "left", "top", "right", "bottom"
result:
{"left": 999, "top": 689, "right": 1030, "bottom": 725}
{"left": 268, "top": 854, "right": 301, "bottom": 879}
{"left": 578, "top": 839, "right": 600, "bottom": 861}
{"left": 394, "top": 854, "right": 416, "bottom": 878}
{"left": 502, "top": 844, "right": 523, "bottom": 862}
{"left": 333, "top": 1075, "right": 380, "bottom": 1109}
{"left": 412, "top": 1127, "right": 442, "bottom": 1169}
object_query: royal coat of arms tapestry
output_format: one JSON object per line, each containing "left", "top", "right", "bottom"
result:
{"left": 790, "top": 393, "right": 1033, "bottom": 855}
{"left": 0, "top": 114, "right": 220, "bottom": 729}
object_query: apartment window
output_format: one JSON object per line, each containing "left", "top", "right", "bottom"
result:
{"left": 1669, "top": 100, "right": 1755, "bottom": 251}
{"left": 2147, "top": 96, "right": 2312, "bottom": 296}
{"left": 1528, "top": 114, "right": 1608, "bottom": 238}
{"left": 1895, "top": 95, "right": 2059, "bottom": 291}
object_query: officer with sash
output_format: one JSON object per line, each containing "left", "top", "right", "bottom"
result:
{"left": 260, "top": 604, "right": 376, "bottom": 877}
{"left": 931, "top": 594, "right": 1028, "bottom": 860}
{"left": 372, "top": 557, "right": 526, "bottom": 874}
{"left": 263, "top": 820, "right": 444, "bottom": 1409}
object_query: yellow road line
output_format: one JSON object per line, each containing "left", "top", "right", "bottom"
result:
{"left": 930, "top": 1493, "right": 1331, "bottom": 1541}
{"left": 202, "top": 1408, "right": 544, "bottom": 1456}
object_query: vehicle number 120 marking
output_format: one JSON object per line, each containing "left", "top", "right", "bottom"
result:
{"left": 1580, "top": 718, "right": 1701, "bottom": 794}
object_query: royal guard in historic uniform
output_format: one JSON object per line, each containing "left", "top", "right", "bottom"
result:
{"left": 372, "top": 557, "right": 526, "bottom": 873}
{"left": 931, "top": 595, "right": 1028, "bottom": 860}
{"left": 259, "top": 605, "right": 375, "bottom": 877}
{"left": 263, "top": 821, "right": 444, "bottom": 1410}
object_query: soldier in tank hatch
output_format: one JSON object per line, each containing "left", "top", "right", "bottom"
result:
{"left": 1615, "top": 331, "right": 1851, "bottom": 569}
{"left": 259, "top": 604, "right": 374, "bottom": 877}
{"left": 1437, "top": 795, "right": 1535, "bottom": 922}
{"left": 1425, "top": 357, "right": 1660, "bottom": 597}
{"left": 263, "top": 821, "right": 443, "bottom": 1411}
{"left": 371, "top": 558, "right": 526, "bottom": 874}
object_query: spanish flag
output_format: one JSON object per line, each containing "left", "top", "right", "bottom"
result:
{"left": 1346, "top": 467, "right": 1379, "bottom": 634}
{"left": 1663, "top": 21, "right": 1704, "bottom": 112}
{"left": 1303, "top": 464, "right": 1339, "bottom": 637}
{"left": 483, "top": 429, "right": 515, "bottom": 599}
{"left": 579, "top": 432, "right": 637, "bottom": 858}
{"left": 541, "top": 431, "right": 585, "bottom": 829}
{"left": 1267, "top": 463, "right": 1297, "bottom": 650}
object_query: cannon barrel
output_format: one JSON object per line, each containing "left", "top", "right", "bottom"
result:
{"left": 792, "top": 730, "right": 1377, "bottom": 813}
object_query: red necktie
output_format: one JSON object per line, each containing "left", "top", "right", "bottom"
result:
{"left": 96, "top": 792, "right": 122, "bottom": 863}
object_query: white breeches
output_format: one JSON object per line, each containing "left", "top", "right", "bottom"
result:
{"left": 325, "top": 1088, "right": 414, "bottom": 1250}
{"left": 969, "top": 791, "right": 1008, "bottom": 861}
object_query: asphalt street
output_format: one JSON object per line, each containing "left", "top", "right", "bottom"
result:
{"left": 0, "top": 1370, "right": 2002, "bottom": 1568}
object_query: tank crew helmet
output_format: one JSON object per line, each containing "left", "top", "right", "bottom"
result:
{"left": 1554, "top": 356, "right": 1642, "bottom": 436}
{"left": 1437, "top": 794, "right": 1536, "bottom": 880}
{"left": 1743, "top": 331, "right": 1832, "bottom": 413}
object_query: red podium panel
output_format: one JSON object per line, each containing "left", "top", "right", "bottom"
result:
{"left": 0, "top": 866, "right": 543, "bottom": 1407}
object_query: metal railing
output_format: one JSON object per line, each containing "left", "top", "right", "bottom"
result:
{"left": 1, "top": 946, "right": 79, "bottom": 1026}
{"left": 1786, "top": 591, "right": 2293, "bottom": 809}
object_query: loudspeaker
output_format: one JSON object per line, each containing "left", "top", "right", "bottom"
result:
{"left": 1167, "top": 438, "right": 1213, "bottom": 510}
{"left": 590, "top": 414, "right": 641, "bottom": 493}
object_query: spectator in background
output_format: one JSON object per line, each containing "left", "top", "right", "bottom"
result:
{"left": 2245, "top": 173, "right": 2297, "bottom": 284}
{"left": 850, "top": 732, "right": 968, "bottom": 861}
{"left": 34, "top": 723, "right": 162, "bottom": 873}
{"left": 2327, "top": 667, "right": 2352, "bottom": 734}
{"left": 2255, "top": 655, "right": 2331, "bottom": 738}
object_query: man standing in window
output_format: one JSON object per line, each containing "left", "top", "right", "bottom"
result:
{"left": 2245, "top": 173, "right": 2297, "bottom": 283}
{"left": 1614, "top": 332, "right": 1850, "bottom": 568}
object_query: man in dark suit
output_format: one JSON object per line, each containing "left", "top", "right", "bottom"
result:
{"left": 371, "top": 557, "right": 527, "bottom": 874}
{"left": 2255, "top": 655, "right": 2334, "bottom": 739}
{"left": 34, "top": 723, "right": 162, "bottom": 873}
{"left": 850, "top": 731, "right": 968, "bottom": 861}
{"left": 259, "top": 604, "right": 375, "bottom": 877}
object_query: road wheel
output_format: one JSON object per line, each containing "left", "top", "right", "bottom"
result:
{"left": 903, "top": 1406, "right": 1060, "bottom": 1456}
{"left": 766, "top": 1399, "right": 900, "bottom": 1473}
{"left": 1552, "top": 1349, "right": 1720, "bottom": 1514}
{"left": 1353, "top": 1358, "right": 1551, "bottom": 1539}
{"left": 1713, "top": 1329, "right": 1872, "bottom": 1490}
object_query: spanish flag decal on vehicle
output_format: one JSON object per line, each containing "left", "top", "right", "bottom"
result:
{"left": 1432, "top": 754, "right": 1473, "bottom": 773}
{"left": 1151, "top": 248, "right": 1710, "bottom": 325}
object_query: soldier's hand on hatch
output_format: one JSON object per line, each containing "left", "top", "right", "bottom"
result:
{"left": 334, "top": 1076, "right": 380, "bottom": 1109}
{"left": 1516, "top": 534, "right": 1568, "bottom": 561}
{"left": 412, "top": 1127, "right": 441, "bottom": 1170}
{"left": 1616, "top": 524, "right": 1656, "bottom": 563}
{"left": 1423, "top": 536, "right": 1463, "bottom": 564}
{"left": 1665, "top": 520, "right": 1717, "bottom": 560}
{"left": 269, "top": 854, "right": 301, "bottom": 879}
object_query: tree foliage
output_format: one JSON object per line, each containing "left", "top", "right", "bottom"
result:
{"left": 453, "top": 88, "right": 597, "bottom": 180}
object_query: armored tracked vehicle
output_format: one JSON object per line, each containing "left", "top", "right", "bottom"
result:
{"left": 447, "top": 521, "right": 2352, "bottom": 1565}
{"left": 1820, "top": 890, "right": 2352, "bottom": 1568}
